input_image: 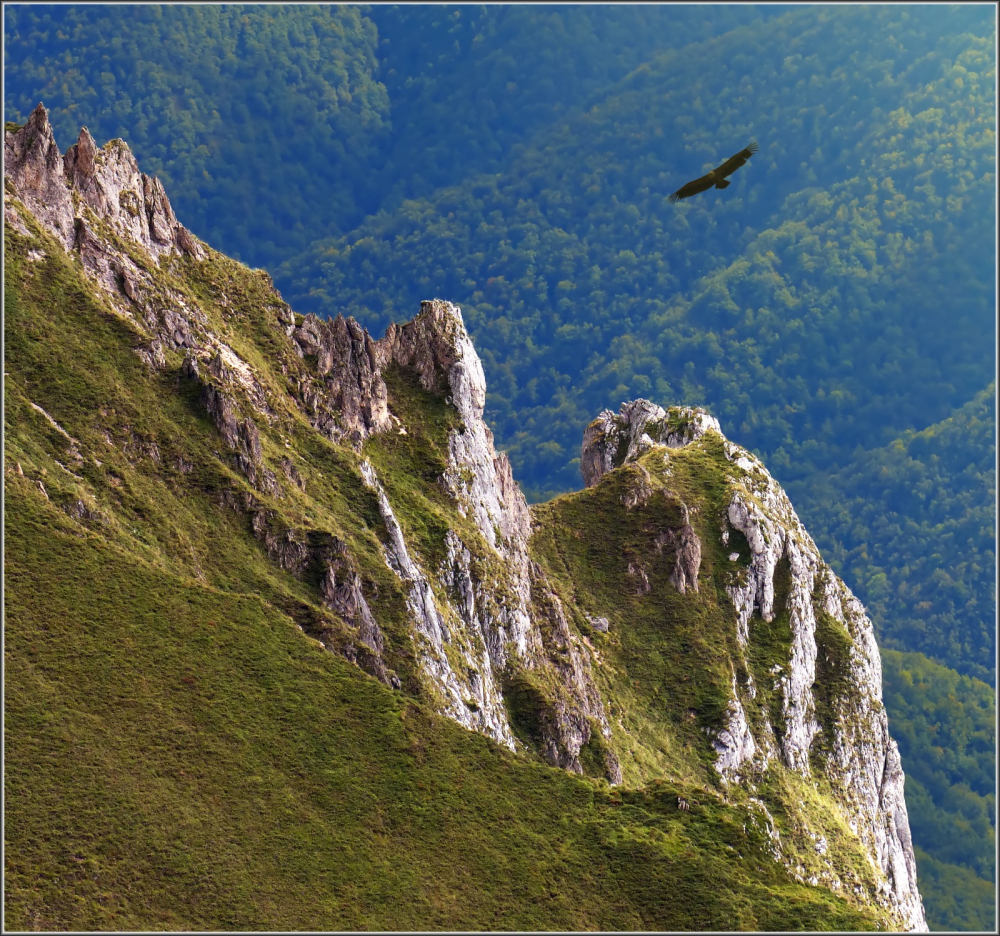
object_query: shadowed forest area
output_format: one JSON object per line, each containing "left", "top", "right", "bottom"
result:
{"left": 5, "top": 4, "right": 995, "bottom": 929}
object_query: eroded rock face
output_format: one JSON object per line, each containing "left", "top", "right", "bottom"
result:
{"left": 195, "top": 353, "right": 279, "bottom": 496}
{"left": 824, "top": 581, "right": 925, "bottom": 932}
{"left": 712, "top": 675, "right": 758, "bottom": 775}
{"left": 4, "top": 104, "right": 76, "bottom": 249}
{"left": 655, "top": 504, "right": 702, "bottom": 595}
{"left": 723, "top": 443, "right": 821, "bottom": 775}
{"left": 528, "top": 565, "right": 622, "bottom": 783}
{"left": 3, "top": 107, "right": 249, "bottom": 390}
{"left": 588, "top": 400, "right": 927, "bottom": 931}
{"left": 63, "top": 127, "right": 203, "bottom": 260}
{"left": 377, "top": 299, "right": 473, "bottom": 400}
{"left": 340, "top": 301, "right": 616, "bottom": 783}
{"left": 292, "top": 313, "right": 391, "bottom": 446}
{"left": 359, "top": 459, "right": 516, "bottom": 748}
{"left": 319, "top": 547, "right": 394, "bottom": 687}
{"left": 5, "top": 106, "right": 203, "bottom": 261}
{"left": 383, "top": 301, "right": 536, "bottom": 659}
{"left": 581, "top": 399, "right": 722, "bottom": 488}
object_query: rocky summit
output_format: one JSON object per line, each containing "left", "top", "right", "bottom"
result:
{"left": 5, "top": 108, "right": 926, "bottom": 931}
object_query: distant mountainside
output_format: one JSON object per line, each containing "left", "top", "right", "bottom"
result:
{"left": 1, "top": 4, "right": 777, "bottom": 271}
{"left": 275, "top": 4, "right": 994, "bottom": 499}
{"left": 5, "top": 108, "right": 929, "bottom": 931}
{"left": 881, "top": 650, "right": 995, "bottom": 932}
{"left": 804, "top": 386, "right": 996, "bottom": 685}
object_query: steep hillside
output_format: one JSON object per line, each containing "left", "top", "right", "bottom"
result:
{"left": 6, "top": 8, "right": 991, "bottom": 697}
{"left": 3, "top": 108, "right": 930, "bottom": 931}
{"left": 804, "top": 388, "right": 996, "bottom": 685}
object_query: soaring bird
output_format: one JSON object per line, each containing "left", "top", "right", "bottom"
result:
{"left": 668, "top": 141, "right": 758, "bottom": 204}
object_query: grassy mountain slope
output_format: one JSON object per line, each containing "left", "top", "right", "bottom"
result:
{"left": 4, "top": 4, "right": 994, "bottom": 925}
{"left": 269, "top": 23, "right": 997, "bottom": 892}
{"left": 7, "top": 489, "right": 878, "bottom": 933}
{"left": 4, "top": 202, "right": 889, "bottom": 931}
{"left": 5, "top": 5, "right": 992, "bottom": 682}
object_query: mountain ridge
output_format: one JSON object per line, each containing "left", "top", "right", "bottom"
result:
{"left": 5, "top": 105, "right": 927, "bottom": 930}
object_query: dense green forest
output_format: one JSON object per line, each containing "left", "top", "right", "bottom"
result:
{"left": 3, "top": 4, "right": 389, "bottom": 264}
{"left": 881, "top": 650, "right": 996, "bottom": 932}
{"left": 278, "top": 5, "right": 994, "bottom": 498}
{"left": 4, "top": 4, "right": 995, "bottom": 931}
{"left": 2, "top": 3, "right": 778, "bottom": 269}
{"left": 807, "top": 385, "right": 995, "bottom": 684}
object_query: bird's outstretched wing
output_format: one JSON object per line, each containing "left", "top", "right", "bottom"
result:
{"left": 667, "top": 174, "right": 715, "bottom": 204}
{"left": 714, "top": 140, "right": 759, "bottom": 178}
{"left": 668, "top": 141, "right": 758, "bottom": 204}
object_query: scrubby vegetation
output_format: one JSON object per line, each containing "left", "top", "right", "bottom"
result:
{"left": 881, "top": 649, "right": 996, "bottom": 931}
{"left": 806, "top": 388, "right": 996, "bottom": 684}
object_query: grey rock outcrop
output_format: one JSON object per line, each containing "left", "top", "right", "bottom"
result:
{"left": 63, "top": 126, "right": 204, "bottom": 260}
{"left": 5, "top": 105, "right": 202, "bottom": 261}
{"left": 3, "top": 107, "right": 244, "bottom": 385}
{"left": 319, "top": 544, "right": 394, "bottom": 686}
{"left": 584, "top": 400, "right": 927, "bottom": 931}
{"left": 581, "top": 399, "right": 721, "bottom": 488}
{"left": 712, "top": 676, "right": 758, "bottom": 775}
{"left": 249, "top": 511, "right": 312, "bottom": 577}
{"left": 196, "top": 355, "right": 279, "bottom": 496}
{"left": 359, "top": 459, "right": 516, "bottom": 747}
{"left": 656, "top": 503, "right": 702, "bottom": 594}
{"left": 4, "top": 104, "right": 76, "bottom": 249}
{"left": 291, "top": 313, "right": 391, "bottom": 446}
{"left": 370, "top": 300, "right": 616, "bottom": 780}
{"left": 393, "top": 302, "right": 534, "bottom": 648}
{"left": 528, "top": 566, "right": 622, "bottom": 783}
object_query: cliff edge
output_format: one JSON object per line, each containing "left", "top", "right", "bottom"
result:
{"left": 4, "top": 106, "right": 925, "bottom": 931}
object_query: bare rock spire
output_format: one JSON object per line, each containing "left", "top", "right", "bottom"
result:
{"left": 6, "top": 104, "right": 203, "bottom": 260}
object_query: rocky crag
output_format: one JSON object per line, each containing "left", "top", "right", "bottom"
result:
{"left": 4, "top": 107, "right": 925, "bottom": 931}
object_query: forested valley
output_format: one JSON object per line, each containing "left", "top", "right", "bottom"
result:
{"left": 5, "top": 4, "right": 994, "bottom": 929}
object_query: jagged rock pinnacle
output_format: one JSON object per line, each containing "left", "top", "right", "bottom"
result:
{"left": 4, "top": 103, "right": 203, "bottom": 260}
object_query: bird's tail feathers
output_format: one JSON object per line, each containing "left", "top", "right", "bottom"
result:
{"left": 715, "top": 179, "right": 731, "bottom": 189}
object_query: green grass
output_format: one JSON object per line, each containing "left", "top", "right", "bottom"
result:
{"left": 361, "top": 363, "right": 465, "bottom": 573}
{"left": 810, "top": 610, "right": 857, "bottom": 771}
{"left": 530, "top": 435, "right": 748, "bottom": 787}
{"left": 6, "top": 488, "right": 882, "bottom": 931}
{"left": 527, "top": 431, "right": 902, "bottom": 918}
{"left": 5, "top": 204, "right": 890, "bottom": 930}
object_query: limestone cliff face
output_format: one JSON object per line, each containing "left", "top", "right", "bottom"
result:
{"left": 5, "top": 104, "right": 203, "bottom": 262}
{"left": 362, "top": 300, "right": 617, "bottom": 780}
{"left": 581, "top": 400, "right": 926, "bottom": 931}
{"left": 6, "top": 108, "right": 922, "bottom": 930}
